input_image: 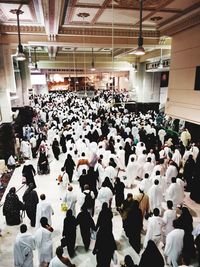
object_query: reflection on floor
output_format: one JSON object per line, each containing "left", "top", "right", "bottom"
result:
{"left": 0, "top": 150, "right": 200, "bottom": 267}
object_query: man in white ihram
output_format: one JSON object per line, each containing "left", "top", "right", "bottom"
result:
{"left": 35, "top": 194, "right": 54, "bottom": 229}
{"left": 164, "top": 220, "right": 184, "bottom": 267}
{"left": 14, "top": 224, "right": 35, "bottom": 267}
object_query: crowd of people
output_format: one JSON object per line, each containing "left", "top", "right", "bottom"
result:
{"left": 2, "top": 91, "right": 200, "bottom": 267}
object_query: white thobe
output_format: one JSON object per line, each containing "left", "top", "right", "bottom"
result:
{"left": 158, "top": 129, "right": 166, "bottom": 145}
{"left": 126, "top": 161, "right": 139, "bottom": 187}
{"left": 20, "top": 141, "right": 32, "bottom": 159}
{"left": 63, "top": 191, "right": 77, "bottom": 216}
{"left": 14, "top": 232, "right": 35, "bottom": 267}
{"left": 165, "top": 165, "right": 178, "bottom": 185}
{"left": 148, "top": 184, "right": 163, "bottom": 212}
{"left": 164, "top": 229, "right": 184, "bottom": 267}
{"left": 143, "top": 162, "right": 154, "bottom": 177}
{"left": 35, "top": 201, "right": 54, "bottom": 229}
{"left": 35, "top": 227, "right": 53, "bottom": 264}
{"left": 172, "top": 149, "right": 182, "bottom": 167}
{"left": 139, "top": 178, "right": 152, "bottom": 194}
{"left": 49, "top": 256, "right": 67, "bottom": 267}
{"left": 97, "top": 187, "right": 113, "bottom": 206}
{"left": 162, "top": 209, "right": 177, "bottom": 236}
{"left": 165, "top": 183, "right": 184, "bottom": 207}
{"left": 147, "top": 152, "right": 156, "bottom": 164}
{"left": 190, "top": 145, "right": 199, "bottom": 162}
{"left": 103, "top": 165, "right": 117, "bottom": 183}
{"left": 144, "top": 215, "right": 164, "bottom": 248}
{"left": 116, "top": 149, "right": 125, "bottom": 170}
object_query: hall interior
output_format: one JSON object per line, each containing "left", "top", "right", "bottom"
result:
{"left": 0, "top": 0, "right": 200, "bottom": 266}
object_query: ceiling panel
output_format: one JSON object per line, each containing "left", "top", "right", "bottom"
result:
{"left": 77, "top": 0, "right": 105, "bottom": 5}
{"left": 72, "top": 7, "right": 99, "bottom": 23}
{"left": 147, "top": 11, "right": 176, "bottom": 25}
{"left": 0, "top": 3, "right": 33, "bottom": 23}
{"left": 97, "top": 9, "right": 150, "bottom": 25}
{"left": 165, "top": 0, "right": 199, "bottom": 10}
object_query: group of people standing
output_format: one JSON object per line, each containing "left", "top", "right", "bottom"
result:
{"left": 2, "top": 91, "right": 200, "bottom": 267}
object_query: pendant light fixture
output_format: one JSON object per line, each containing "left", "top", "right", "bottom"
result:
{"left": 134, "top": 0, "right": 145, "bottom": 56}
{"left": 28, "top": 47, "right": 34, "bottom": 69}
{"left": 91, "top": 48, "right": 95, "bottom": 71}
{"left": 32, "top": 47, "right": 40, "bottom": 72}
{"left": 10, "top": 9, "right": 26, "bottom": 61}
{"left": 132, "top": 57, "right": 138, "bottom": 72}
{"left": 34, "top": 47, "right": 38, "bottom": 70}
{"left": 158, "top": 48, "right": 163, "bottom": 69}
{"left": 68, "top": 53, "right": 71, "bottom": 81}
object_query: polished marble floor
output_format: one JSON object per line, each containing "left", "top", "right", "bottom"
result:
{"left": 0, "top": 149, "right": 200, "bottom": 267}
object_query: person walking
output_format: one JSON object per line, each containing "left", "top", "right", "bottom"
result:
{"left": 35, "top": 217, "right": 54, "bottom": 267}
{"left": 49, "top": 246, "right": 76, "bottom": 267}
{"left": 62, "top": 209, "right": 77, "bottom": 258}
{"left": 14, "top": 224, "right": 35, "bottom": 267}
{"left": 23, "top": 183, "right": 39, "bottom": 227}
{"left": 76, "top": 205, "right": 95, "bottom": 251}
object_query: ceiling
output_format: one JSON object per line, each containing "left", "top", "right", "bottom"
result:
{"left": 0, "top": 0, "right": 200, "bottom": 73}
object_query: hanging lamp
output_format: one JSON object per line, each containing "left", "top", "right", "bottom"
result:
{"left": 134, "top": 0, "right": 145, "bottom": 56}
{"left": 10, "top": 9, "right": 26, "bottom": 61}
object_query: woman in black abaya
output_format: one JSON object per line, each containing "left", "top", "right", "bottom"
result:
{"left": 139, "top": 240, "right": 164, "bottom": 267}
{"left": 62, "top": 209, "right": 77, "bottom": 257}
{"left": 93, "top": 226, "right": 117, "bottom": 267}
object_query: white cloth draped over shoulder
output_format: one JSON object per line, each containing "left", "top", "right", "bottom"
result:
{"left": 35, "top": 227, "right": 53, "bottom": 264}
{"left": 14, "top": 232, "right": 35, "bottom": 267}
{"left": 35, "top": 200, "right": 54, "bottom": 229}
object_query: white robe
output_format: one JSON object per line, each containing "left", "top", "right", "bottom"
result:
{"left": 164, "top": 229, "right": 184, "bottom": 267}
{"left": 97, "top": 187, "right": 113, "bottom": 206}
{"left": 148, "top": 184, "right": 163, "bottom": 212}
{"left": 143, "top": 162, "right": 154, "bottom": 177}
{"left": 35, "top": 201, "right": 54, "bottom": 229}
{"left": 139, "top": 178, "right": 152, "bottom": 194}
{"left": 63, "top": 190, "right": 77, "bottom": 216}
{"left": 35, "top": 227, "right": 53, "bottom": 264}
{"left": 14, "top": 232, "right": 35, "bottom": 267}
{"left": 172, "top": 149, "right": 182, "bottom": 167}
{"left": 158, "top": 129, "right": 166, "bottom": 145}
{"left": 103, "top": 165, "right": 117, "bottom": 183}
{"left": 165, "top": 165, "right": 178, "bottom": 186}
{"left": 162, "top": 209, "right": 177, "bottom": 236}
{"left": 165, "top": 183, "right": 184, "bottom": 207}
{"left": 126, "top": 161, "right": 139, "bottom": 187}
{"left": 144, "top": 216, "right": 164, "bottom": 248}
{"left": 49, "top": 256, "right": 67, "bottom": 267}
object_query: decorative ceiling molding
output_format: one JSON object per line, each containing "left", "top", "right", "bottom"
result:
{"left": 133, "top": 0, "right": 175, "bottom": 27}
{"left": 1, "top": 25, "right": 45, "bottom": 33}
{"left": 66, "top": 0, "right": 78, "bottom": 24}
{"left": 91, "top": 0, "right": 111, "bottom": 25}
{"left": 59, "top": 27, "right": 160, "bottom": 38}
{"left": 160, "top": 11, "right": 200, "bottom": 36}
{"left": 158, "top": 2, "right": 200, "bottom": 28}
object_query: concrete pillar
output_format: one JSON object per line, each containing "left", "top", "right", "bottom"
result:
{"left": 0, "top": 45, "right": 13, "bottom": 123}
{"left": 136, "top": 62, "right": 161, "bottom": 103}
{"left": 18, "top": 60, "right": 31, "bottom": 106}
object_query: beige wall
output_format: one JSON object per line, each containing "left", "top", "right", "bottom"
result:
{"left": 165, "top": 24, "right": 200, "bottom": 124}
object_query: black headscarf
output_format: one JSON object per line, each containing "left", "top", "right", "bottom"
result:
{"left": 139, "top": 240, "right": 164, "bottom": 267}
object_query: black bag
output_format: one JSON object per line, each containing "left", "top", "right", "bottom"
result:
{"left": 61, "top": 237, "right": 68, "bottom": 247}
{"left": 84, "top": 191, "right": 93, "bottom": 209}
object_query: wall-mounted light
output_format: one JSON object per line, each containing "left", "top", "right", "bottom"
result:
{"left": 10, "top": 9, "right": 26, "bottom": 61}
